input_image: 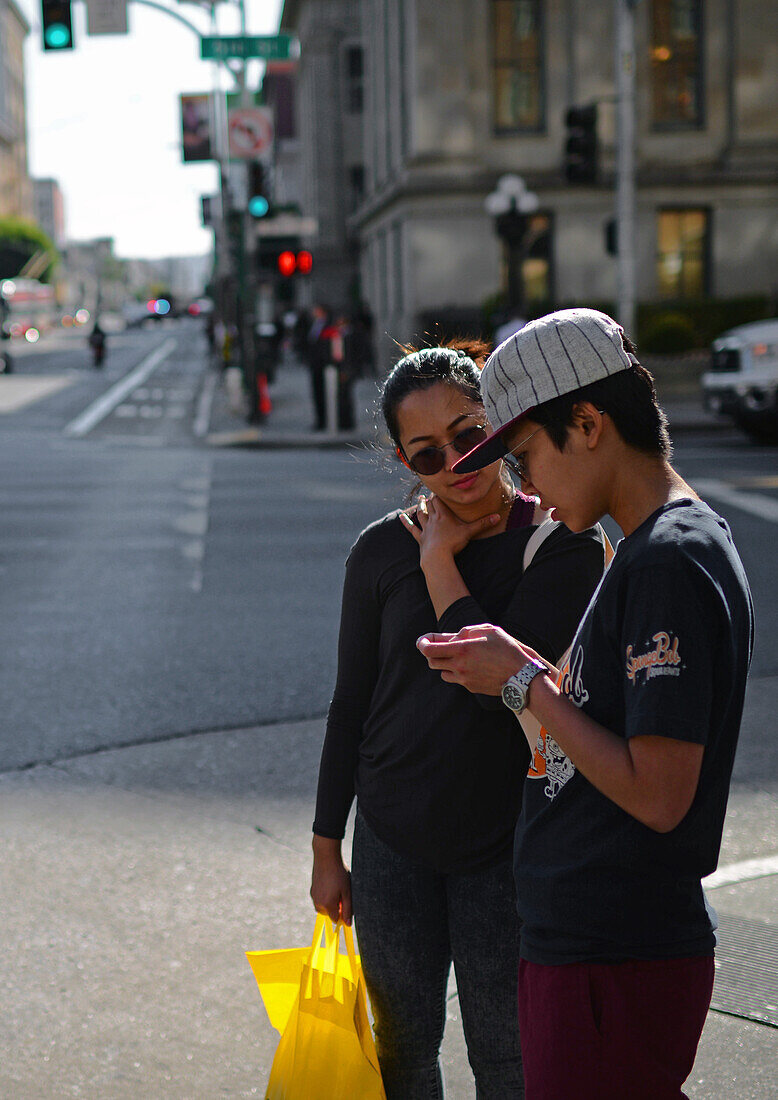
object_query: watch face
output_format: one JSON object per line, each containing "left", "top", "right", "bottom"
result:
{"left": 502, "top": 681, "right": 526, "bottom": 711}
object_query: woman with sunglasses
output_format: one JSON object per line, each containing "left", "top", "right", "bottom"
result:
{"left": 310, "top": 342, "right": 605, "bottom": 1099}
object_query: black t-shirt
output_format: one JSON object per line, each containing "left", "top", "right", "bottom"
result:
{"left": 514, "top": 499, "right": 754, "bottom": 964}
{"left": 313, "top": 508, "right": 606, "bottom": 873}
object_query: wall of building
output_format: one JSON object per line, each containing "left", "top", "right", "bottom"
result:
{"left": 0, "top": 0, "right": 32, "bottom": 221}
{"left": 358, "top": 0, "right": 777, "bottom": 353}
{"left": 282, "top": 0, "right": 365, "bottom": 312}
{"left": 286, "top": 0, "right": 778, "bottom": 361}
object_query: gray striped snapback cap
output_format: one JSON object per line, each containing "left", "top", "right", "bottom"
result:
{"left": 453, "top": 308, "right": 635, "bottom": 473}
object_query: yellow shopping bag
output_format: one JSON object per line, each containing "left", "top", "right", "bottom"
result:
{"left": 247, "top": 914, "right": 387, "bottom": 1100}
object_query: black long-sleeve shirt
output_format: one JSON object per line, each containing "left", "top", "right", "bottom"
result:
{"left": 313, "top": 508, "right": 605, "bottom": 872}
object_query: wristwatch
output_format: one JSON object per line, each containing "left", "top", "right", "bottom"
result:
{"left": 501, "top": 659, "right": 547, "bottom": 715}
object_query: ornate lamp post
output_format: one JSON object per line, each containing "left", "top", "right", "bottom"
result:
{"left": 484, "top": 174, "right": 539, "bottom": 317}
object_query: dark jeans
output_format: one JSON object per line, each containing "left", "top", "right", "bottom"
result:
{"left": 308, "top": 363, "right": 325, "bottom": 429}
{"left": 351, "top": 810, "right": 524, "bottom": 1100}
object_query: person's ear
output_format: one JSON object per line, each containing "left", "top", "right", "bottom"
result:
{"left": 572, "top": 402, "right": 604, "bottom": 446}
{"left": 396, "top": 446, "right": 412, "bottom": 470}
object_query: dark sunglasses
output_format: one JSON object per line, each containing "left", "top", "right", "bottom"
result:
{"left": 404, "top": 425, "right": 489, "bottom": 476}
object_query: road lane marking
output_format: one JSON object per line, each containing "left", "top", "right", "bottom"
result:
{"left": 704, "top": 853, "right": 778, "bottom": 889}
{"left": 193, "top": 368, "right": 218, "bottom": 438}
{"left": 176, "top": 466, "right": 212, "bottom": 592}
{"left": 63, "top": 338, "right": 176, "bottom": 437}
{"left": 0, "top": 375, "right": 74, "bottom": 413}
{"left": 693, "top": 478, "right": 778, "bottom": 524}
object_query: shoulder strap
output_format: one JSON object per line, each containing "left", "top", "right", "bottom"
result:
{"left": 523, "top": 517, "right": 616, "bottom": 573}
{"left": 522, "top": 516, "right": 561, "bottom": 573}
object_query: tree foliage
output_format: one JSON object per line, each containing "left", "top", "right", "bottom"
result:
{"left": 0, "top": 217, "right": 59, "bottom": 282}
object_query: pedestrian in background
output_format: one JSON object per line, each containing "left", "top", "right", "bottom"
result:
{"left": 418, "top": 308, "right": 754, "bottom": 1100}
{"left": 310, "top": 340, "right": 607, "bottom": 1099}
{"left": 305, "top": 304, "right": 331, "bottom": 431}
{"left": 327, "top": 312, "right": 357, "bottom": 431}
{"left": 493, "top": 309, "right": 527, "bottom": 347}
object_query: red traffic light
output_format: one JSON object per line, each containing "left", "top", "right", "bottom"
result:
{"left": 296, "top": 250, "right": 313, "bottom": 274}
{"left": 277, "top": 250, "right": 296, "bottom": 277}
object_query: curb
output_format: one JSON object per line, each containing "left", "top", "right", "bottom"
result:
{"left": 668, "top": 417, "right": 731, "bottom": 433}
{"left": 205, "top": 421, "right": 726, "bottom": 450}
{"left": 206, "top": 428, "right": 373, "bottom": 450}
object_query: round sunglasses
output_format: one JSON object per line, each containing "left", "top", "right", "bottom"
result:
{"left": 404, "top": 424, "right": 489, "bottom": 476}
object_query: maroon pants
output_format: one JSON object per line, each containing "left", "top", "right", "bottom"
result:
{"left": 517, "top": 955, "right": 714, "bottom": 1100}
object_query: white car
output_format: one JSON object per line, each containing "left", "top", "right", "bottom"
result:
{"left": 701, "top": 319, "right": 778, "bottom": 441}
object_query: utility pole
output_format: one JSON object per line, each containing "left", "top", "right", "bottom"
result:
{"left": 615, "top": 0, "right": 637, "bottom": 338}
{"left": 224, "top": 0, "right": 262, "bottom": 418}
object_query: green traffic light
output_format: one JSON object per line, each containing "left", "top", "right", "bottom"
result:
{"left": 248, "top": 195, "right": 270, "bottom": 218}
{"left": 45, "top": 22, "right": 71, "bottom": 47}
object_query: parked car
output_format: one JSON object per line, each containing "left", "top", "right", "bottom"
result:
{"left": 701, "top": 319, "right": 778, "bottom": 441}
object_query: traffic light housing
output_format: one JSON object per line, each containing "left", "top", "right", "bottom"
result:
{"left": 41, "top": 0, "right": 74, "bottom": 50}
{"left": 564, "top": 104, "right": 597, "bottom": 184}
{"left": 248, "top": 163, "right": 271, "bottom": 219}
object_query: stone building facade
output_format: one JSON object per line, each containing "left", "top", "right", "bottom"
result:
{"left": 33, "top": 178, "right": 66, "bottom": 248}
{"left": 279, "top": 0, "right": 365, "bottom": 312}
{"left": 0, "top": 0, "right": 31, "bottom": 220}
{"left": 282, "top": 0, "right": 778, "bottom": 363}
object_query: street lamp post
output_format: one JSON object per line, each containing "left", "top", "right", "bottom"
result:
{"left": 485, "top": 175, "right": 539, "bottom": 318}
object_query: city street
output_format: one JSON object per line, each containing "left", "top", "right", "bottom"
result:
{"left": 1, "top": 321, "right": 777, "bottom": 1097}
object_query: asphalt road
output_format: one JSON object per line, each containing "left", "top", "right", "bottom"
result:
{"left": 1, "top": 322, "right": 776, "bottom": 1097}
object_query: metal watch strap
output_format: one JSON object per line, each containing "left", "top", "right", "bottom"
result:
{"left": 501, "top": 659, "right": 546, "bottom": 714}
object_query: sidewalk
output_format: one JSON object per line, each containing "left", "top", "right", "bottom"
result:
{"left": 203, "top": 350, "right": 727, "bottom": 450}
{"left": 2, "top": 715, "right": 775, "bottom": 1099}
{"left": 205, "top": 354, "right": 383, "bottom": 450}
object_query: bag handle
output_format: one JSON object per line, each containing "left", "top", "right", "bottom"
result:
{"left": 311, "top": 914, "right": 360, "bottom": 981}
{"left": 516, "top": 521, "right": 615, "bottom": 753}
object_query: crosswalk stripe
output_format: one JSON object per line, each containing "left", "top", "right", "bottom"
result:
{"left": 704, "top": 853, "right": 778, "bottom": 889}
{"left": 693, "top": 478, "right": 778, "bottom": 524}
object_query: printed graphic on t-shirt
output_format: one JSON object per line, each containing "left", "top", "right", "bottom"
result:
{"left": 625, "top": 631, "right": 682, "bottom": 685}
{"left": 526, "top": 646, "right": 583, "bottom": 799}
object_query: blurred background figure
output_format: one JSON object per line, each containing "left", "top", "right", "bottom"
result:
{"left": 493, "top": 309, "right": 527, "bottom": 347}
{"left": 305, "top": 303, "right": 331, "bottom": 431}
{"left": 88, "top": 318, "right": 106, "bottom": 368}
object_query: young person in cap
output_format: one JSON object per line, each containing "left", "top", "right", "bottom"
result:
{"left": 417, "top": 309, "right": 753, "bottom": 1100}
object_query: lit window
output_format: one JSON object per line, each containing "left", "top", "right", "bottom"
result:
{"left": 492, "top": 0, "right": 544, "bottom": 132}
{"left": 651, "top": 0, "right": 703, "bottom": 128}
{"left": 657, "top": 209, "right": 709, "bottom": 298}
{"left": 500, "top": 213, "right": 553, "bottom": 304}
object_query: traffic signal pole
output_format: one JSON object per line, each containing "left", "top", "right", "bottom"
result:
{"left": 615, "top": 0, "right": 637, "bottom": 338}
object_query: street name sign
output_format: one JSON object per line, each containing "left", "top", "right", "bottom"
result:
{"left": 200, "top": 34, "right": 294, "bottom": 61}
{"left": 254, "top": 215, "right": 318, "bottom": 238}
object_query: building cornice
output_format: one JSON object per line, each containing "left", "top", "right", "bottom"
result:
{"left": 353, "top": 158, "right": 778, "bottom": 229}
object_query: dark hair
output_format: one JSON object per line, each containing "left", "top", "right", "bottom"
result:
{"left": 527, "top": 336, "right": 672, "bottom": 458}
{"left": 381, "top": 338, "right": 490, "bottom": 448}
